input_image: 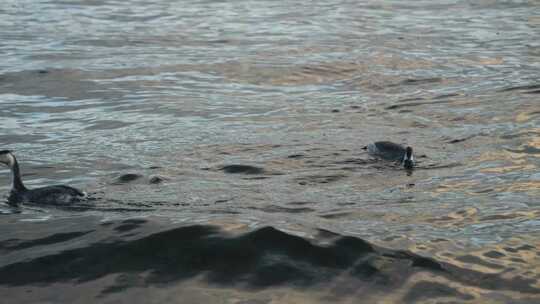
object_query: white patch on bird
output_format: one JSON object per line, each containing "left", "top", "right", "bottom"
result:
{"left": 367, "top": 143, "right": 378, "bottom": 154}
{"left": 7, "top": 153, "right": 15, "bottom": 167}
{"left": 0, "top": 153, "right": 15, "bottom": 168}
{"left": 403, "top": 151, "right": 415, "bottom": 162}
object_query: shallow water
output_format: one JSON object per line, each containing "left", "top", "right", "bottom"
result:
{"left": 1, "top": 0, "right": 539, "bottom": 303}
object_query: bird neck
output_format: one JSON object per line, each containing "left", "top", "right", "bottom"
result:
{"left": 10, "top": 156, "right": 27, "bottom": 191}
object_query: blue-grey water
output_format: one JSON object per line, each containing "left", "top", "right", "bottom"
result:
{"left": 1, "top": 0, "right": 539, "bottom": 303}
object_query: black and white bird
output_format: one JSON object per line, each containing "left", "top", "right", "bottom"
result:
{"left": 365, "top": 141, "right": 415, "bottom": 169}
{"left": 0, "top": 150, "right": 86, "bottom": 206}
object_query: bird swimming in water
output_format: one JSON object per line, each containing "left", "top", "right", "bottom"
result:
{"left": 0, "top": 150, "right": 86, "bottom": 206}
{"left": 365, "top": 141, "right": 415, "bottom": 169}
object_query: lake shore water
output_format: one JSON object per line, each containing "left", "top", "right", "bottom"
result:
{"left": 1, "top": 0, "right": 539, "bottom": 302}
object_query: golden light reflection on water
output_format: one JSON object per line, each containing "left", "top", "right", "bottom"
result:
{"left": 474, "top": 148, "right": 538, "bottom": 174}
{"left": 480, "top": 164, "right": 537, "bottom": 174}
{"left": 423, "top": 207, "right": 479, "bottom": 227}
{"left": 422, "top": 208, "right": 540, "bottom": 231}
{"left": 477, "top": 150, "right": 529, "bottom": 162}
{"left": 527, "top": 136, "right": 540, "bottom": 150}
{"left": 435, "top": 181, "right": 479, "bottom": 195}
{"left": 400, "top": 234, "right": 540, "bottom": 303}
{"left": 515, "top": 110, "right": 540, "bottom": 123}
{"left": 503, "top": 181, "right": 540, "bottom": 193}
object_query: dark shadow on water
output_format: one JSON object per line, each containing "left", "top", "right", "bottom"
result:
{"left": 0, "top": 230, "right": 93, "bottom": 252}
{"left": 247, "top": 205, "right": 315, "bottom": 214}
{"left": 0, "top": 224, "right": 538, "bottom": 298}
{"left": 114, "top": 219, "right": 148, "bottom": 232}
{"left": 0, "top": 226, "right": 412, "bottom": 290}
{"left": 112, "top": 173, "right": 143, "bottom": 184}
{"left": 220, "top": 164, "right": 265, "bottom": 174}
{"left": 400, "top": 78, "right": 443, "bottom": 85}
{"left": 499, "top": 83, "right": 540, "bottom": 92}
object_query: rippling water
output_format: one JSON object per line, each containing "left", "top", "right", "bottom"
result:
{"left": 1, "top": 0, "right": 539, "bottom": 303}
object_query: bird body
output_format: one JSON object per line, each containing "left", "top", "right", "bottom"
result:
{"left": 366, "top": 141, "right": 415, "bottom": 169}
{"left": 8, "top": 185, "right": 86, "bottom": 205}
{"left": 0, "top": 150, "right": 86, "bottom": 206}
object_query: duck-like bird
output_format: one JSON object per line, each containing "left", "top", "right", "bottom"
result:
{"left": 366, "top": 141, "right": 415, "bottom": 169}
{"left": 0, "top": 150, "right": 86, "bottom": 206}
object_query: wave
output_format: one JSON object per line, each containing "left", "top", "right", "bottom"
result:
{"left": 1, "top": 219, "right": 538, "bottom": 302}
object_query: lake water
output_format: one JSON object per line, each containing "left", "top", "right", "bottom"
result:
{"left": 1, "top": 0, "right": 539, "bottom": 303}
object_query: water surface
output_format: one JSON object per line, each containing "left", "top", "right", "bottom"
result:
{"left": 1, "top": 0, "right": 539, "bottom": 303}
